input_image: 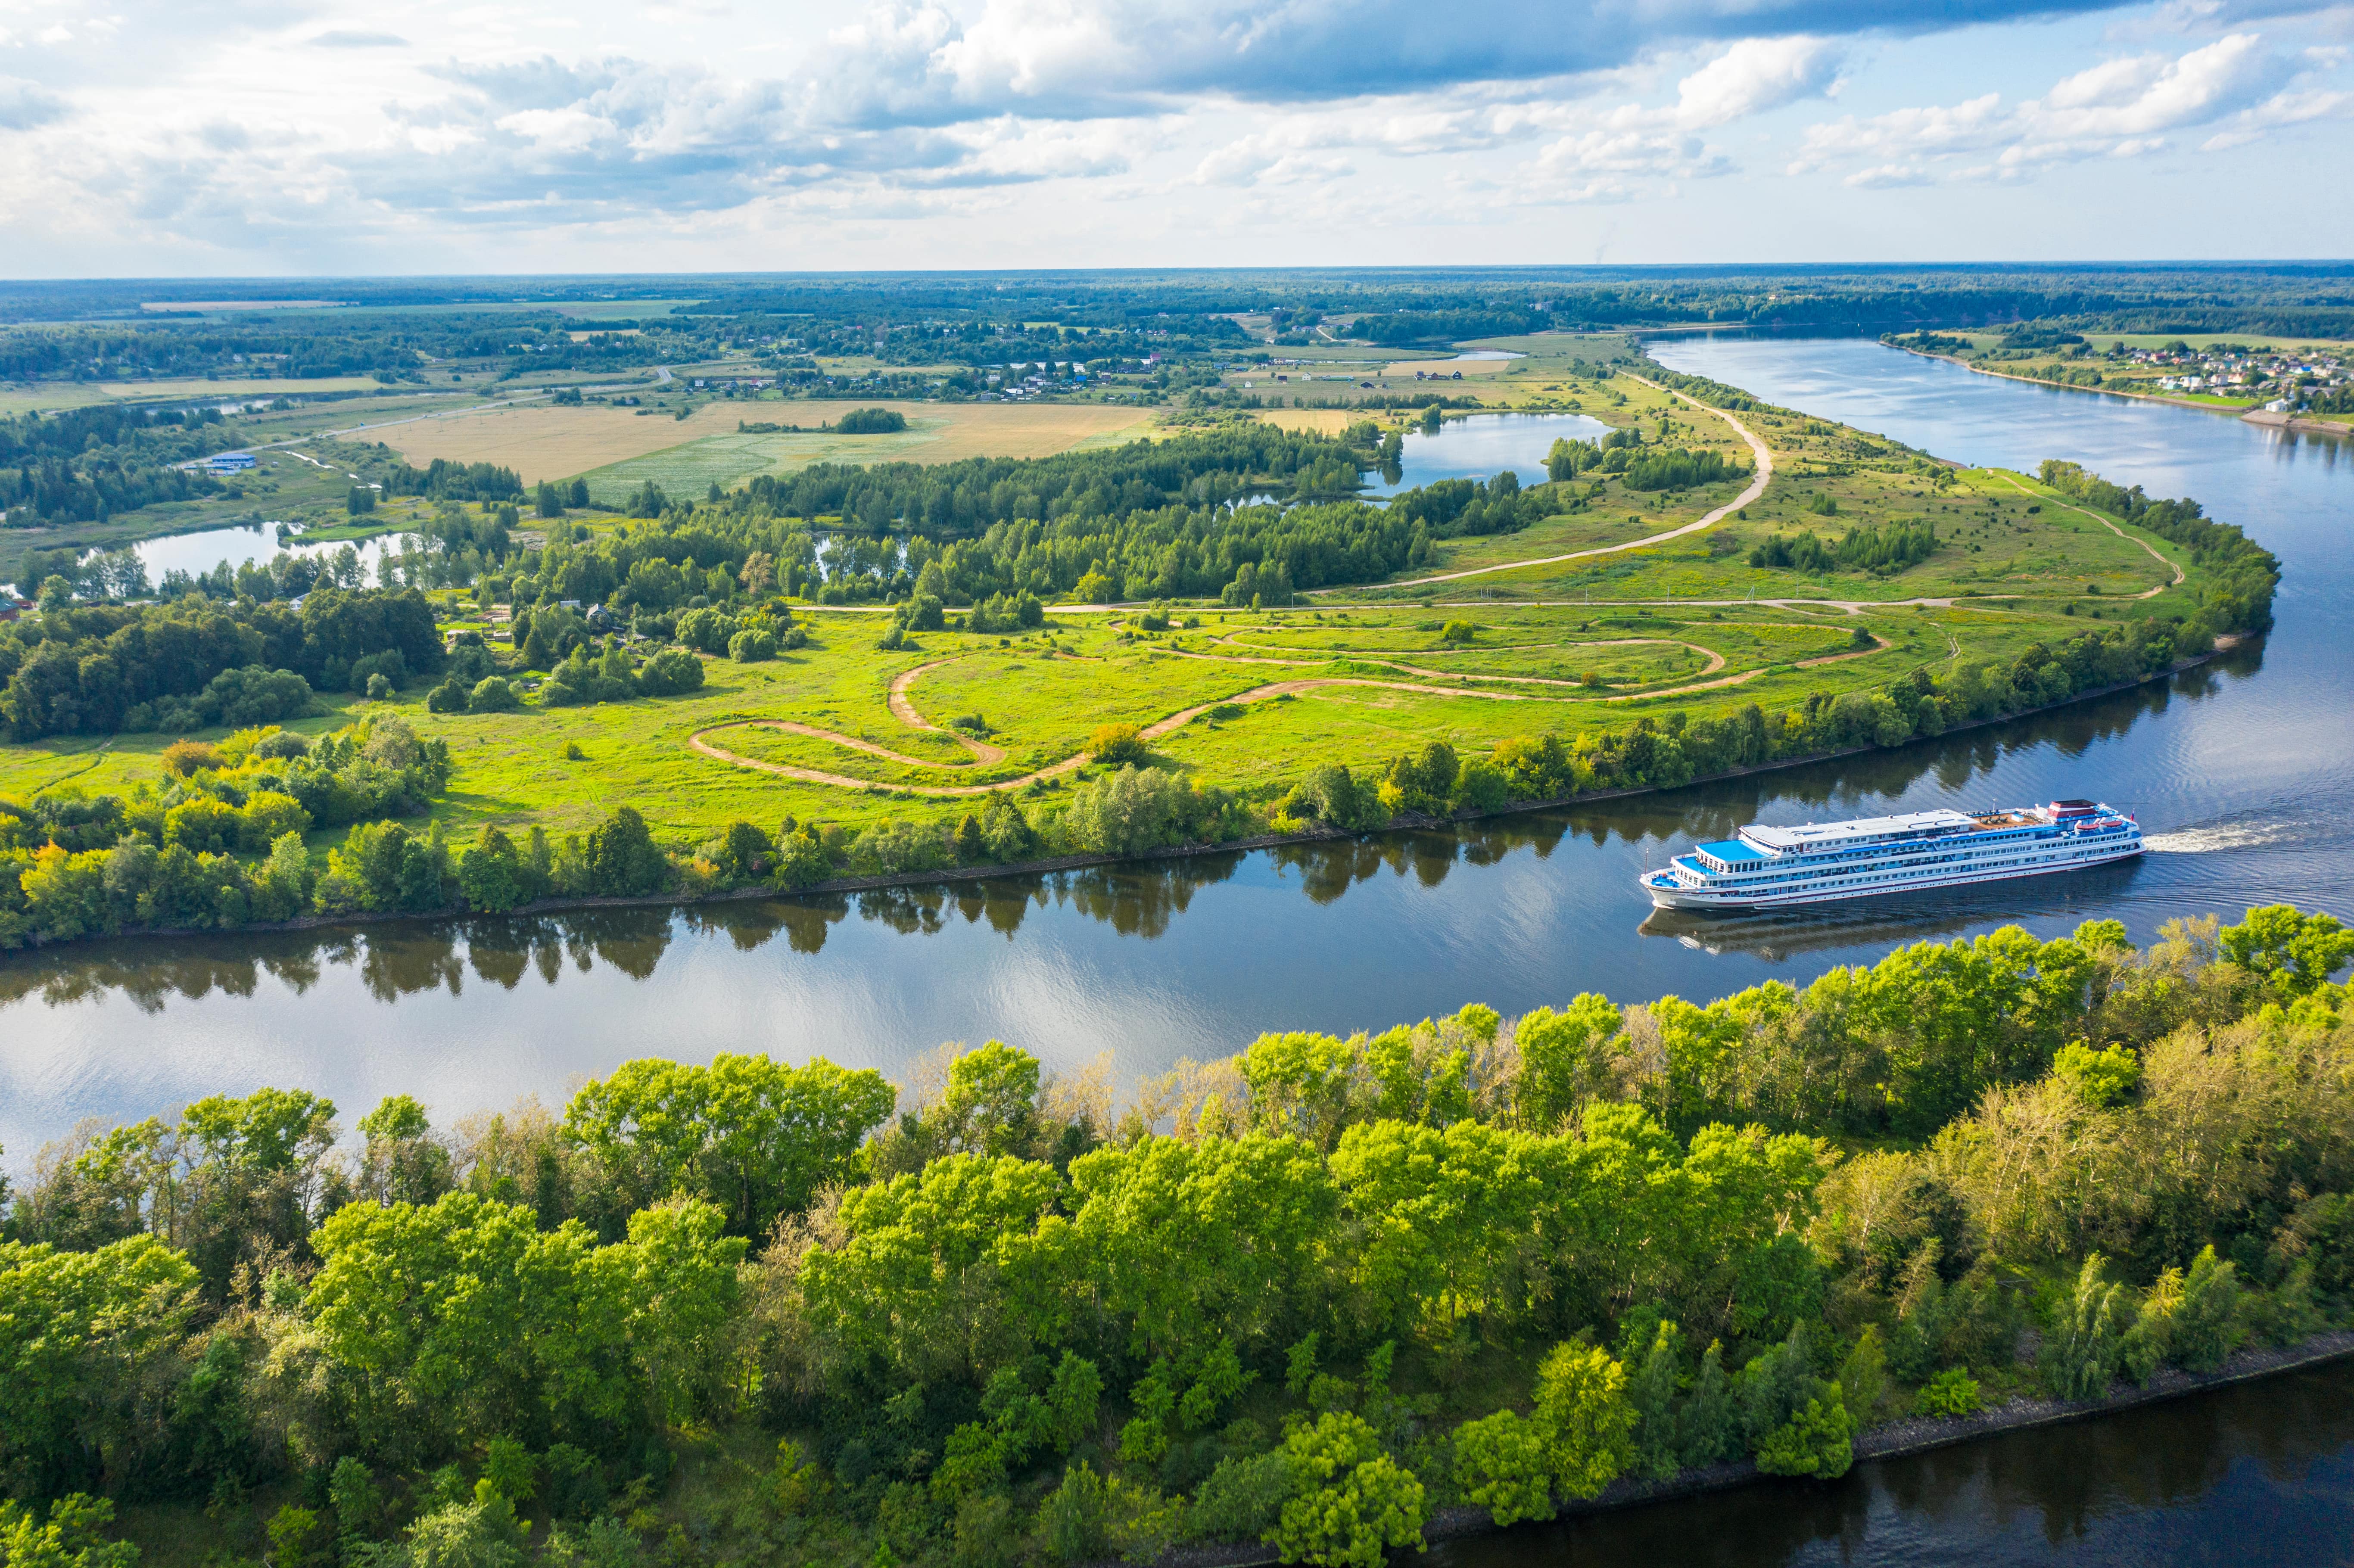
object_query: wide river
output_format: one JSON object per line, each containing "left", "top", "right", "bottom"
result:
{"left": 6, "top": 334, "right": 2354, "bottom": 1559}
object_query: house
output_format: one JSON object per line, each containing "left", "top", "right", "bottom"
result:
{"left": 205, "top": 452, "right": 258, "bottom": 473}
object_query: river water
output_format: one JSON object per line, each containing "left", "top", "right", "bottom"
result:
{"left": 5, "top": 338, "right": 2352, "bottom": 1152}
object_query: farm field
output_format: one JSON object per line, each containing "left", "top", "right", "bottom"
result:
{"left": 572, "top": 402, "right": 1160, "bottom": 500}
{"left": 379, "top": 399, "right": 1159, "bottom": 492}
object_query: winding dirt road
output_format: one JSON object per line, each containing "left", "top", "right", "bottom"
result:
{"left": 1994, "top": 473, "right": 2184, "bottom": 596}
{"left": 1333, "top": 376, "right": 1775, "bottom": 592}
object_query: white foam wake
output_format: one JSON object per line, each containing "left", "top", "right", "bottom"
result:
{"left": 2143, "top": 822, "right": 2295, "bottom": 853}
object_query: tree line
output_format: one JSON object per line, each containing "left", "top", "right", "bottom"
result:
{"left": 0, "top": 404, "right": 246, "bottom": 525}
{"left": 0, "top": 589, "right": 443, "bottom": 741}
{"left": 2037, "top": 460, "right": 2279, "bottom": 635}
{"left": 0, "top": 906, "right": 2348, "bottom": 1568}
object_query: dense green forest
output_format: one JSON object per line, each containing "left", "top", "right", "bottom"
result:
{"left": 3, "top": 906, "right": 2349, "bottom": 1568}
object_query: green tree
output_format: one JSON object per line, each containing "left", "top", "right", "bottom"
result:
{"left": 1677, "top": 1341, "right": 1738, "bottom": 1466}
{"left": 561, "top": 1054, "right": 894, "bottom": 1235}
{"left": 0, "top": 1495, "right": 140, "bottom": 1568}
{"left": 2218, "top": 905, "right": 2354, "bottom": 996}
{"left": 2170, "top": 1246, "right": 2243, "bottom": 1372}
{"left": 2040, "top": 1254, "right": 2128, "bottom": 1400}
{"left": 584, "top": 806, "right": 668, "bottom": 898}
{"left": 1450, "top": 1410, "right": 1552, "bottom": 1527}
{"left": 1531, "top": 1341, "right": 1635, "bottom": 1499}
{"left": 404, "top": 1484, "right": 529, "bottom": 1568}
{"left": 1268, "top": 1413, "right": 1426, "bottom": 1568}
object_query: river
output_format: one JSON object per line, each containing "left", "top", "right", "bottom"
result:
{"left": 5, "top": 337, "right": 2352, "bottom": 1155}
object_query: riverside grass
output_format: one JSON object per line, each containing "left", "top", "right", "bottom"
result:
{"left": 0, "top": 469, "right": 2205, "bottom": 851}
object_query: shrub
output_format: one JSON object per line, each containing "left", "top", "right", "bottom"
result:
{"left": 1451, "top": 1410, "right": 1552, "bottom": 1527}
{"left": 238, "top": 791, "right": 312, "bottom": 852}
{"left": 1187, "top": 1451, "right": 1296, "bottom": 1543}
{"left": 675, "top": 608, "right": 737, "bottom": 655}
{"left": 1439, "top": 619, "right": 1477, "bottom": 644}
{"left": 425, "top": 679, "right": 468, "bottom": 715}
{"left": 164, "top": 796, "right": 239, "bottom": 853}
{"left": 729, "top": 628, "right": 778, "bottom": 662}
{"left": 161, "top": 740, "right": 225, "bottom": 777}
{"left": 1088, "top": 722, "right": 1147, "bottom": 765}
{"left": 1532, "top": 1341, "right": 1636, "bottom": 1499}
{"left": 365, "top": 673, "right": 394, "bottom": 701}
{"left": 637, "top": 649, "right": 705, "bottom": 697}
{"left": 1913, "top": 1368, "right": 1980, "bottom": 1419}
{"left": 1268, "top": 1413, "right": 1426, "bottom": 1568}
{"left": 468, "top": 678, "right": 521, "bottom": 713}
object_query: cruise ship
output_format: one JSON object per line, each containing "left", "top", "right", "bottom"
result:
{"left": 1638, "top": 800, "right": 2143, "bottom": 911}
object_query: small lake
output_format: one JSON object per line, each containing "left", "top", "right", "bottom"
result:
{"left": 128, "top": 522, "right": 408, "bottom": 582}
{"left": 1363, "top": 410, "right": 1610, "bottom": 497}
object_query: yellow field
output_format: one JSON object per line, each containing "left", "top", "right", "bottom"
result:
{"left": 100, "top": 377, "right": 385, "bottom": 398}
{"left": 1249, "top": 409, "right": 1369, "bottom": 434}
{"left": 383, "top": 399, "right": 1159, "bottom": 484}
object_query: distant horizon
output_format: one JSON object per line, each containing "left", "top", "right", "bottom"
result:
{"left": 9, "top": 259, "right": 2354, "bottom": 289}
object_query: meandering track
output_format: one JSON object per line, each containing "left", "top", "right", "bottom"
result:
{"left": 1320, "top": 375, "right": 1775, "bottom": 593}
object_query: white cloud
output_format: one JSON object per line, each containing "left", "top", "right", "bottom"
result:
{"left": 1794, "top": 31, "right": 2346, "bottom": 180}
{"left": 1675, "top": 36, "right": 1845, "bottom": 128}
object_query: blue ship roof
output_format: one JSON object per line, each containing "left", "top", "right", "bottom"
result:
{"left": 1699, "top": 838, "right": 1764, "bottom": 861}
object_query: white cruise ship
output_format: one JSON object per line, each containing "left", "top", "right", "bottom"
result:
{"left": 1639, "top": 800, "right": 2143, "bottom": 911}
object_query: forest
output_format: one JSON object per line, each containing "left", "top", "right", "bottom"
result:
{"left": 2, "top": 905, "right": 2349, "bottom": 1568}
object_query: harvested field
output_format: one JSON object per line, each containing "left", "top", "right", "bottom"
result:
{"left": 387, "top": 399, "right": 1160, "bottom": 488}
{"left": 1249, "top": 409, "right": 1370, "bottom": 434}
{"left": 377, "top": 403, "right": 752, "bottom": 483}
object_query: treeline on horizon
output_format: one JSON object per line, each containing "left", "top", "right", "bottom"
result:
{"left": 2, "top": 905, "right": 2351, "bottom": 1568}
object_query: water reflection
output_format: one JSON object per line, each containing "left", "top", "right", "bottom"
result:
{"left": 1427, "top": 1360, "right": 2354, "bottom": 1567}
{"left": 0, "top": 658, "right": 2233, "bottom": 1020}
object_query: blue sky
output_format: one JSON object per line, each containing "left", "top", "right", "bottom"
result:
{"left": 1, "top": 0, "right": 2348, "bottom": 275}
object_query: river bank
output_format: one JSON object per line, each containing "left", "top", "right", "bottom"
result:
{"left": 1886, "top": 340, "right": 2354, "bottom": 437}
{"left": 1, "top": 642, "right": 2227, "bottom": 952}
{"left": 1148, "top": 1329, "right": 2354, "bottom": 1568}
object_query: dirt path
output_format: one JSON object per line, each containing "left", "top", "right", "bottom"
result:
{"left": 1614, "top": 632, "right": 1892, "bottom": 701}
{"left": 691, "top": 675, "right": 1585, "bottom": 799}
{"left": 1329, "top": 377, "right": 1775, "bottom": 592}
{"left": 1993, "top": 473, "right": 2183, "bottom": 596}
{"left": 889, "top": 660, "right": 1008, "bottom": 764}
{"left": 1177, "top": 632, "right": 1729, "bottom": 687}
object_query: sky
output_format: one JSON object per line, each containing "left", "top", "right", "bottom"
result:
{"left": 0, "top": 0, "right": 2349, "bottom": 277}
